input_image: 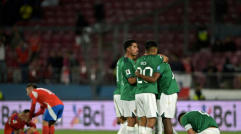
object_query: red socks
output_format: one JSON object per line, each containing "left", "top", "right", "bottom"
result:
{"left": 49, "top": 126, "right": 55, "bottom": 134}
{"left": 33, "top": 131, "right": 40, "bottom": 134}
{"left": 42, "top": 126, "right": 49, "bottom": 134}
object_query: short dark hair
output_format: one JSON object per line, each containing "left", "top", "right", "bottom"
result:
{"left": 26, "top": 83, "right": 37, "bottom": 89}
{"left": 123, "top": 39, "right": 136, "bottom": 51}
{"left": 22, "top": 109, "right": 30, "bottom": 113}
{"left": 178, "top": 112, "right": 186, "bottom": 123}
{"left": 145, "top": 40, "right": 158, "bottom": 52}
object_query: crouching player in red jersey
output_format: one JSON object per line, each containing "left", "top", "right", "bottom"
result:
{"left": 4, "top": 109, "right": 39, "bottom": 134}
{"left": 26, "top": 83, "right": 64, "bottom": 134}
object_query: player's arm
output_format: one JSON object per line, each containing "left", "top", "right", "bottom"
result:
{"left": 124, "top": 61, "right": 136, "bottom": 85}
{"left": 33, "top": 106, "right": 45, "bottom": 117}
{"left": 29, "top": 94, "right": 37, "bottom": 119}
{"left": 135, "top": 71, "right": 161, "bottom": 83}
{"left": 26, "top": 121, "right": 36, "bottom": 128}
{"left": 186, "top": 128, "right": 196, "bottom": 134}
{"left": 158, "top": 54, "right": 169, "bottom": 63}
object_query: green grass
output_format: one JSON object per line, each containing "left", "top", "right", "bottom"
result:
{"left": 1, "top": 130, "right": 241, "bottom": 134}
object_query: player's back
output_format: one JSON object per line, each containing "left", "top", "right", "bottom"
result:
{"left": 135, "top": 55, "right": 163, "bottom": 94}
{"left": 157, "top": 62, "right": 179, "bottom": 97}
{"left": 31, "top": 88, "right": 63, "bottom": 108}
{"left": 4, "top": 113, "right": 25, "bottom": 134}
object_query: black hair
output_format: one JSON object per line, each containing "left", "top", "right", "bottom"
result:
{"left": 145, "top": 40, "right": 157, "bottom": 52}
{"left": 123, "top": 39, "right": 136, "bottom": 51}
{"left": 22, "top": 109, "right": 30, "bottom": 113}
{"left": 26, "top": 83, "right": 37, "bottom": 89}
{"left": 178, "top": 112, "right": 186, "bottom": 123}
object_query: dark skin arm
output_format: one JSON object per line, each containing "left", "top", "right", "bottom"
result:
{"left": 158, "top": 54, "right": 169, "bottom": 63}
{"left": 135, "top": 71, "right": 161, "bottom": 83}
{"left": 128, "top": 77, "right": 136, "bottom": 85}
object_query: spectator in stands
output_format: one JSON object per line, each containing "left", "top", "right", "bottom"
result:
{"left": 222, "top": 58, "right": 235, "bottom": 88}
{"left": 15, "top": 40, "right": 31, "bottom": 83}
{"left": 203, "top": 61, "right": 219, "bottom": 88}
{"left": 29, "top": 31, "right": 41, "bottom": 61}
{"left": 0, "top": 39, "right": 7, "bottom": 82}
{"left": 94, "top": 0, "right": 105, "bottom": 24}
{"left": 182, "top": 55, "right": 193, "bottom": 73}
{"left": 47, "top": 51, "right": 63, "bottom": 83}
{"left": 0, "top": 28, "right": 8, "bottom": 45}
{"left": 215, "top": 0, "right": 227, "bottom": 23}
{"left": 69, "top": 53, "right": 79, "bottom": 83}
{"left": 195, "top": 24, "right": 210, "bottom": 51}
{"left": 19, "top": 3, "right": 33, "bottom": 20}
{"left": 193, "top": 83, "right": 205, "bottom": 100}
{"left": 75, "top": 10, "right": 89, "bottom": 45}
{"left": 10, "top": 25, "right": 24, "bottom": 50}
{"left": 169, "top": 54, "right": 185, "bottom": 72}
{"left": 212, "top": 39, "right": 224, "bottom": 52}
{"left": 222, "top": 36, "right": 236, "bottom": 52}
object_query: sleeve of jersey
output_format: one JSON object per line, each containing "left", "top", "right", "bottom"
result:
{"left": 33, "top": 106, "right": 45, "bottom": 117}
{"left": 181, "top": 116, "right": 193, "bottom": 131}
{"left": 26, "top": 122, "right": 36, "bottom": 128}
{"left": 29, "top": 93, "right": 37, "bottom": 119}
{"left": 123, "top": 62, "right": 134, "bottom": 79}
{"left": 155, "top": 64, "right": 163, "bottom": 74}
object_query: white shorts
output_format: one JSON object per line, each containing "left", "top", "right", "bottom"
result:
{"left": 157, "top": 93, "right": 177, "bottom": 118}
{"left": 113, "top": 95, "right": 124, "bottom": 117}
{"left": 135, "top": 93, "right": 158, "bottom": 118}
{"left": 123, "top": 100, "right": 136, "bottom": 117}
{"left": 198, "top": 128, "right": 220, "bottom": 134}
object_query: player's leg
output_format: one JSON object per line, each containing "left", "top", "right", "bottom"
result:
{"left": 114, "top": 95, "right": 127, "bottom": 134}
{"left": 155, "top": 116, "right": 163, "bottom": 134}
{"left": 145, "top": 93, "right": 158, "bottom": 134}
{"left": 25, "top": 127, "right": 40, "bottom": 134}
{"left": 160, "top": 93, "right": 178, "bottom": 134}
{"left": 50, "top": 104, "right": 64, "bottom": 134}
{"left": 124, "top": 100, "right": 136, "bottom": 134}
{"left": 134, "top": 116, "right": 139, "bottom": 134}
{"left": 135, "top": 94, "right": 146, "bottom": 134}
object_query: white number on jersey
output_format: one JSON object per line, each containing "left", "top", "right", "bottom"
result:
{"left": 137, "top": 67, "right": 153, "bottom": 83}
{"left": 36, "top": 88, "right": 54, "bottom": 95}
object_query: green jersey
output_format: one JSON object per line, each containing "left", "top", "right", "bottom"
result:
{"left": 156, "top": 63, "right": 179, "bottom": 99}
{"left": 114, "top": 57, "right": 124, "bottom": 95}
{"left": 181, "top": 111, "right": 219, "bottom": 133}
{"left": 120, "top": 57, "right": 136, "bottom": 101}
{"left": 135, "top": 55, "right": 164, "bottom": 94}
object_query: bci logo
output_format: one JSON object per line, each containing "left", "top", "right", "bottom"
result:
{"left": 71, "top": 105, "right": 104, "bottom": 126}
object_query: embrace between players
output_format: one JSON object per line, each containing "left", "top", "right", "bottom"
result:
{"left": 4, "top": 83, "right": 64, "bottom": 134}
{"left": 113, "top": 40, "right": 220, "bottom": 134}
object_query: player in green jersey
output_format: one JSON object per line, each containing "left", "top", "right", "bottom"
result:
{"left": 120, "top": 39, "right": 138, "bottom": 134}
{"left": 114, "top": 57, "right": 127, "bottom": 134}
{"left": 178, "top": 111, "right": 220, "bottom": 134}
{"left": 135, "top": 45, "right": 178, "bottom": 134}
{"left": 135, "top": 40, "right": 169, "bottom": 134}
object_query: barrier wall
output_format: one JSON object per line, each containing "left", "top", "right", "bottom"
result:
{"left": 0, "top": 101, "right": 240, "bottom": 131}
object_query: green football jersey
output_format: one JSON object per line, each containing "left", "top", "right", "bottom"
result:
{"left": 181, "top": 111, "right": 219, "bottom": 133}
{"left": 114, "top": 57, "right": 124, "bottom": 95}
{"left": 156, "top": 63, "right": 179, "bottom": 99}
{"left": 135, "top": 55, "right": 164, "bottom": 94}
{"left": 120, "top": 57, "right": 136, "bottom": 101}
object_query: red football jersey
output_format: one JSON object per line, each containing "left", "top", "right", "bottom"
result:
{"left": 29, "top": 88, "right": 63, "bottom": 118}
{"left": 4, "top": 113, "right": 25, "bottom": 134}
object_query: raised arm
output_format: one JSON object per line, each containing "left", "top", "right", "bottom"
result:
{"left": 29, "top": 94, "right": 37, "bottom": 119}
{"left": 135, "top": 71, "right": 161, "bottom": 83}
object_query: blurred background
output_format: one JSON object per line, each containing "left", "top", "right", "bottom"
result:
{"left": 0, "top": 0, "right": 241, "bottom": 132}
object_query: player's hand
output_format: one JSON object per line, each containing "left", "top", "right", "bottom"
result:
{"left": 135, "top": 70, "right": 140, "bottom": 77}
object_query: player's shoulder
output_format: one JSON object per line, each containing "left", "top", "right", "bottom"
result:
{"left": 117, "top": 57, "right": 124, "bottom": 63}
{"left": 123, "top": 57, "right": 134, "bottom": 63}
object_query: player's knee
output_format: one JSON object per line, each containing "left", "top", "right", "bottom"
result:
{"left": 42, "top": 120, "right": 49, "bottom": 126}
{"left": 28, "top": 127, "right": 36, "bottom": 133}
{"left": 147, "top": 118, "right": 156, "bottom": 127}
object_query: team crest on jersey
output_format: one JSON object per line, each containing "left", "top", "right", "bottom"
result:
{"left": 126, "top": 69, "right": 131, "bottom": 75}
{"left": 12, "top": 120, "right": 17, "bottom": 123}
{"left": 141, "top": 62, "right": 146, "bottom": 65}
